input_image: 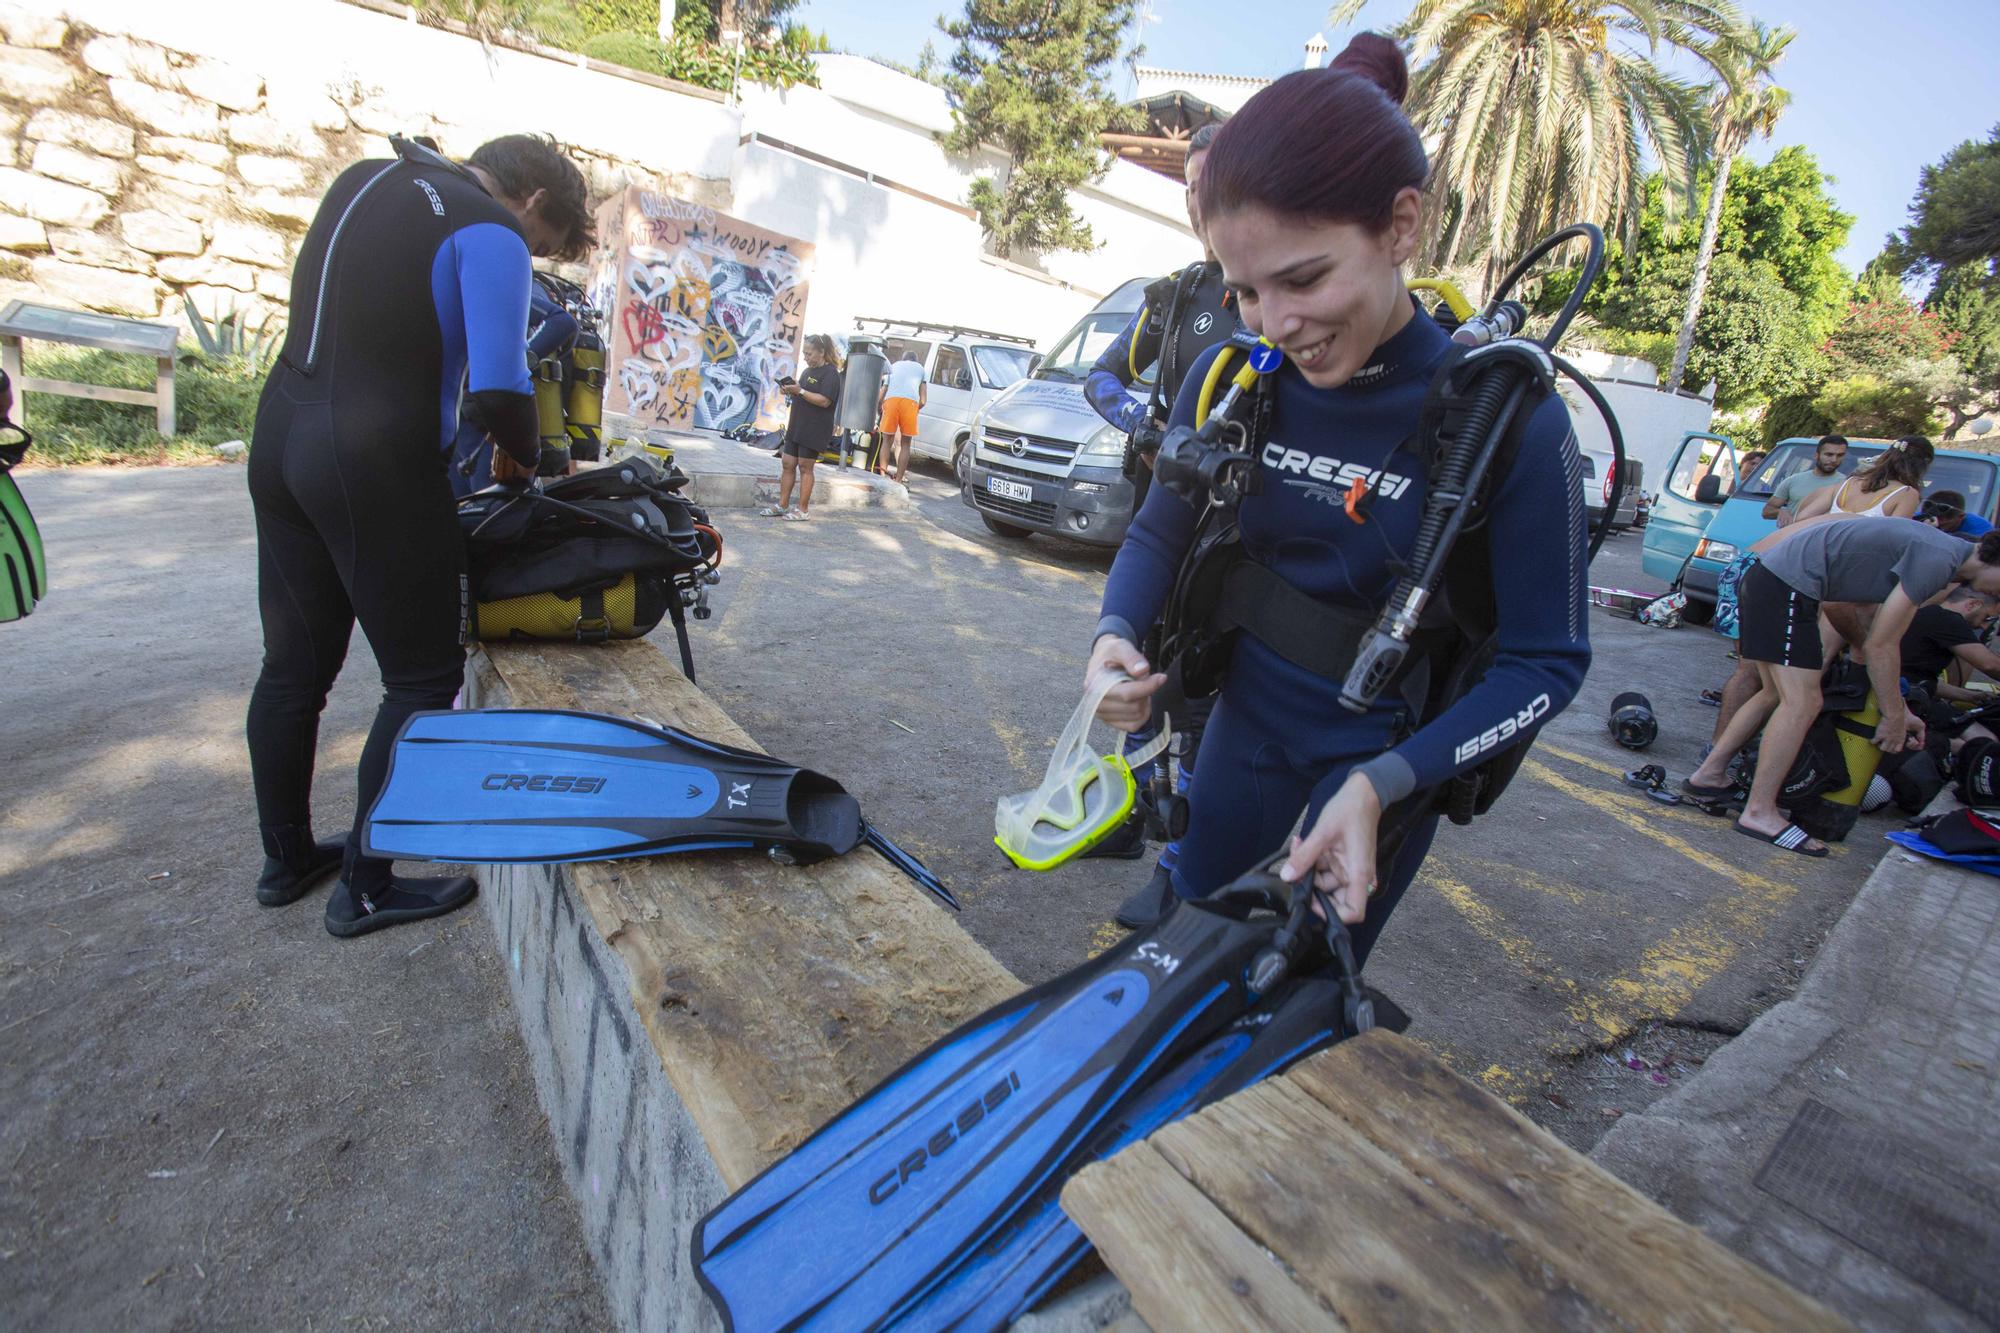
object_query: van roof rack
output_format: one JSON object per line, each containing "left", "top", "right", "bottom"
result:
{"left": 851, "top": 317, "right": 1036, "bottom": 348}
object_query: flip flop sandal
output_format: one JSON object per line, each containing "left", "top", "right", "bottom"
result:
{"left": 1699, "top": 688, "right": 1723, "bottom": 707}
{"left": 1734, "top": 820, "right": 1829, "bottom": 858}
{"left": 1622, "top": 765, "right": 1682, "bottom": 804}
{"left": 782, "top": 509, "right": 810, "bottom": 521}
{"left": 1680, "top": 777, "right": 1739, "bottom": 801}
{"left": 758, "top": 505, "right": 785, "bottom": 517}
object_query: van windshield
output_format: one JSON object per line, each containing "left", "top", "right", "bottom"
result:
{"left": 1033, "top": 277, "right": 1154, "bottom": 384}
{"left": 1746, "top": 441, "right": 1998, "bottom": 517}
{"left": 973, "top": 345, "right": 1036, "bottom": 390}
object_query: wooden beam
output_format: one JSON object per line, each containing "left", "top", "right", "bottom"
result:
{"left": 17, "top": 374, "right": 161, "bottom": 409}
{"left": 1101, "top": 132, "right": 1190, "bottom": 156}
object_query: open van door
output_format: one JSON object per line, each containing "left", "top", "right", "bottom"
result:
{"left": 1641, "top": 432, "right": 1737, "bottom": 585}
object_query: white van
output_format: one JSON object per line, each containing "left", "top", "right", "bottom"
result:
{"left": 960, "top": 277, "right": 1155, "bottom": 545}
{"left": 845, "top": 319, "right": 1040, "bottom": 470}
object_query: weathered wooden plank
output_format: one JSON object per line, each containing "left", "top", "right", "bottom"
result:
{"left": 1061, "top": 1140, "right": 1344, "bottom": 1333}
{"left": 17, "top": 374, "right": 161, "bottom": 408}
{"left": 470, "top": 641, "right": 1021, "bottom": 1188}
{"left": 1289, "top": 1033, "right": 1850, "bottom": 1332}
{"left": 1145, "top": 1078, "right": 1619, "bottom": 1331}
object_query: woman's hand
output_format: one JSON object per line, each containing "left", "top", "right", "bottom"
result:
{"left": 1279, "top": 772, "right": 1383, "bottom": 924}
{"left": 780, "top": 383, "right": 799, "bottom": 398}
{"left": 1086, "top": 635, "right": 1166, "bottom": 732}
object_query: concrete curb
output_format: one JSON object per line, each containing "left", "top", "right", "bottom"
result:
{"left": 1590, "top": 801, "right": 2000, "bottom": 1329}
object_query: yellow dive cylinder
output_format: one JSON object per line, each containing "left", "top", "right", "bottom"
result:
{"left": 565, "top": 339, "right": 605, "bottom": 461}
{"left": 1824, "top": 691, "right": 1885, "bottom": 808}
{"left": 534, "top": 355, "right": 570, "bottom": 476}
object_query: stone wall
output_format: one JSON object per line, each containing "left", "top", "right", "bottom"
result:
{"left": 0, "top": 3, "right": 727, "bottom": 330}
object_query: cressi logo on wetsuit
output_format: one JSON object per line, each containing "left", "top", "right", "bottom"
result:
{"left": 1260, "top": 441, "right": 1416, "bottom": 506}
{"left": 867, "top": 1071, "right": 1022, "bottom": 1205}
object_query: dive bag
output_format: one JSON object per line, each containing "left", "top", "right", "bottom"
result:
{"left": 0, "top": 367, "right": 44, "bottom": 624}
{"left": 459, "top": 454, "right": 721, "bottom": 677}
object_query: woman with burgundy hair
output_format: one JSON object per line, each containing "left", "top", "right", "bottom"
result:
{"left": 1085, "top": 33, "right": 1592, "bottom": 948}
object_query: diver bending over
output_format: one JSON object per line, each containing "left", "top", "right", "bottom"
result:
{"left": 1087, "top": 36, "right": 1591, "bottom": 963}
{"left": 246, "top": 133, "right": 592, "bottom": 937}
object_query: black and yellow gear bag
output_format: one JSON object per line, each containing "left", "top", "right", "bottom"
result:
{"left": 459, "top": 454, "right": 722, "bottom": 678}
{"left": 1, "top": 367, "right": 45, "bottom": 624}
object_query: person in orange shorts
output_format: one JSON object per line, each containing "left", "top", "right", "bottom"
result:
{"left": 876, "top": 351, "right": 927, "bottom": 482}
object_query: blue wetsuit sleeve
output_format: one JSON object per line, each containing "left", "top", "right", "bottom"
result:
{"left": 1084, "top": 309, "right": 1152, "bottom": 435}
{"left": 1352, "top": 394, "right": 1600, "bottom": 800}
{"left": 1094, "top": 342, "right": 1225, "bottom": 648}
{"left": 1352, "top": 395, "right": 1593, "bottom": 803}
{"left": 451, "top": 221, "right": 536, "bottom": 465}
{"left": 526, "top": 286, "right": 577, "bottom": 360}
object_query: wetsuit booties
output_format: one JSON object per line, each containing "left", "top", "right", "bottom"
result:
{"left": 256, "top": 825, "right": 347, "bottom": 907}
{"left": 325, "top": 862, "right": 477, "bottom": 939}
{"left": 1114, "top": 863, "right": 1179, "bottom": 930}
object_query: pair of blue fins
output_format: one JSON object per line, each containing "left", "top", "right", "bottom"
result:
{"left": 363, "top": 709, "right": 1399, "bottom": 1330}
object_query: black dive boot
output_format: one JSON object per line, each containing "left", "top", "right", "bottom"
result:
{"left": 1113, "top": 862, "right": 1180, "bottom": 930}
{"left": 256, "top": 826, "right": 347, "bottom": 907}
{"left": 325, "top": 854, "right": 478, "bottom": 939}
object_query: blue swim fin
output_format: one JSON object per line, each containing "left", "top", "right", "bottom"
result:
{"left": 887, "top": 973, "right": 1373, "bottom": 1331}
{"left": 361, "top": 709, "right": 956, "bottom": 909}
{"left": 691, "top": 863, "right": 1343, "bottom": 1330}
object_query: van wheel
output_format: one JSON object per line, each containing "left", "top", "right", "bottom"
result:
{"left": 1681, "top": 599, "right": 1714, "bottom": 627}
{"left": 981, "top": 514, "right": 1032, "bottom": 539}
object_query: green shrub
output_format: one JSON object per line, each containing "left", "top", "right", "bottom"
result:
{"left": 579, "top": 29, "right": 668, "bottom": 75}
{"left": 1759, "top": 393, "right": 1834, "bottom": 449}
{"left": 574, "top": 0, "right": 661, "bottom": 39}
{"left": 17, "top": 345, "right": 264, "bottom": 465}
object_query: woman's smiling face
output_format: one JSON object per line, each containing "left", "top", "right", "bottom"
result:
{"left": 1207, "top": 186, "right": 1423, "bottom": 389}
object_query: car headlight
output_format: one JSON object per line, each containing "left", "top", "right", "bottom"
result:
{"left": 1695, "top": 539, "right": 1738, "bottom": 563}
{"left": 1078, "top": 423, "right": 1127, "bottom": 460}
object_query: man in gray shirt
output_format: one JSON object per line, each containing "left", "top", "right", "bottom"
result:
{"left": 1761, "top": 434, "right": 1847, "bottom": 525}
{"left": 1684, "top": 518, "right": 2000, "bottom": 855}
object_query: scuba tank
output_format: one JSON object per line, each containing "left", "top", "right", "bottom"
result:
{"left": 564, "top": 322, "right": 605, "bottom": 462}
{"left": 533, "top": 354, "right": 571, "bottom": 477}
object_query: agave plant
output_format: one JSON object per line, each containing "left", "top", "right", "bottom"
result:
{"left": 181, "top": 295, "right": 284, "bottom": 371}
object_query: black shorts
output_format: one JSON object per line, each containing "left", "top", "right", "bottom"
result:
{"left": 1737, "top": 563, "right": 1822, "bottom": 669}
{"left": 779, "top": 435, "right": 826, "bottom": 460}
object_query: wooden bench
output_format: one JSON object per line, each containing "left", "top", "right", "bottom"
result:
{"left": 0, "top": 300, "right": 180, "bottom": 437}
{"left": 464, "top": 639, "right": 1023, "bottom": 1328}
{"left": 1061, "top": 1029, "right": 1850, "bottom": 1332}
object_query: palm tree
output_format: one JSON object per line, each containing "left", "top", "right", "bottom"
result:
{"left": 1668, "top": 21, "right": 1793, "bottom": 389}
{"left": 1330, "top": 0, "right": 1745, "bottom": 287}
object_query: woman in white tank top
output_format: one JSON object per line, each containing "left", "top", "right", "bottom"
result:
{"left": 1797, "top": 435, "right": 1933, "bottom": 522}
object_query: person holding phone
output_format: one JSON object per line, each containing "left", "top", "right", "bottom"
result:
{"left": 764, "top": 334, "right": 842, "bottom": 520}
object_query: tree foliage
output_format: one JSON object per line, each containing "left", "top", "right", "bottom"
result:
{"left": 1891, "top": 125, "right": 2000, "bottom": 277}
{"left": 1338, "top": 0, "right": 1740, "bottom": 277}
{"left": 1930, "top": 263, "right": 2000, "bottom": 397}
{"left": 1579, "top": 149, "right": 1851, "bottom": 404}
{"left": 939, "top": 0, "right": 1137, "bottom": 258}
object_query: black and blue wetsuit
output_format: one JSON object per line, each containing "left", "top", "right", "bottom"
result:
{"left": 1096, "top": 305, "right": 1591, "bottom": 963}
{"left": 247, "top": 142, "right": 538, "bottom": 892}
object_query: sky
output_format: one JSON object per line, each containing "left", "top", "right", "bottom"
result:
{"left": 795, "top": 0, "right": 1999, "bottom": 277}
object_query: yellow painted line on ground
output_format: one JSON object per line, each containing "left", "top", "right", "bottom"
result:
{"left": 1434, "top": 855, "right": 1598, "bottom": 909}
{"left": 1534, "top": 740, "right": 1633, "bottom": 780}
{"left": 1523, "top": 756, "right": 1807, "bottom": 1042}
{"left": 1425, "top": 875, "right": 1578, "bottom": 1101}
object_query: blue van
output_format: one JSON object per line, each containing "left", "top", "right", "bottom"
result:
{"left": 1640, "top": 434, "right": 2000, "bottom": 625}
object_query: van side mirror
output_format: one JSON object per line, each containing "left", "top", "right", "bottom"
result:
{"left": 1029, "top": 354, "right": 1044, "bottom": 373}
{"left": 957, "top": 369, "right": 972, "bottom": 390}
{"left": 1695, "top": 474, "right": 1723, "bottom": 504}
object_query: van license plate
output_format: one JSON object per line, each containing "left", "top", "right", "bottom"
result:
{"left": 986, "top": 477, "right": 1033, "bottom": 503}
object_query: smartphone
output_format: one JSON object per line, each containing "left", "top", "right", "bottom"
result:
{"left": 778, "top": 375, "right": 797, "bottom": 387}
